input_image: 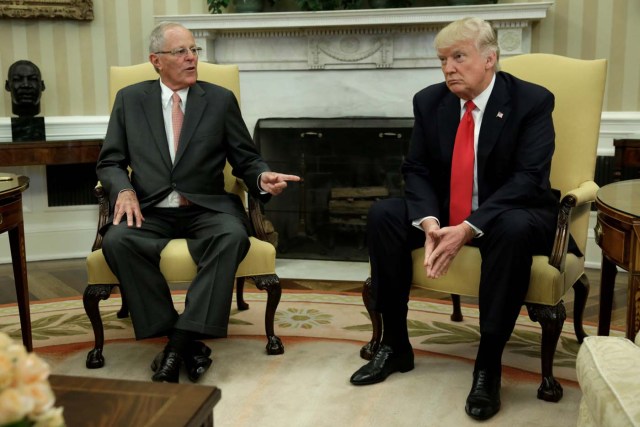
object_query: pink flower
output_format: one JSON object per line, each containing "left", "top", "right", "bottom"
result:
{"left": 0, "top": 332, "right": 64, "bottom": 427}
{"left": 20, "top": 382, "right": 56, "bottom": 416}
{"left": 0, "top": 353, "right": 15, "bottom": 390}
{"left": 0, "top": 387, "right": 35, "bottom": 424}
{"left": 14, "top": 353, "right": 51, "bottom": 386}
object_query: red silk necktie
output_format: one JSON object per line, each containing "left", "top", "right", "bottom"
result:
{"left": 449, "top": 100, "right": 476, "bottom": 226}
{"left": 171, "top": 92, "right": 189, "bottom": 206}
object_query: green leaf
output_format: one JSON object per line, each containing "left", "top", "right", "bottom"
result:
{"left": 229, "top": 318, "right": 253, "bottom": 325}
{"left": 344, "top": 324, "right": 373, "bottom": 332}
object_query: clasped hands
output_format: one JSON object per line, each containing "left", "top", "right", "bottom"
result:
{"left": 422, "top": 218, "right": 474, "bottom": 279}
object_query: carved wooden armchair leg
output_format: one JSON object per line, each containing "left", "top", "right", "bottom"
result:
{"left": 360, "top": 277, "right": 382, "bottom": 361}
{"left": 83, "top": 284, "right": 116, "bottom": 369}
{"left": 116, "top": 287, "right": 129, "bottom": 319}
{"left": 526, "top": 302, "right": 566, "bottom": 402}
{"left": 571, "top": 274, "right": 590, "bottom": 343}
{"left": 450, "top": 294, "right": 463, "bottom": 322}
{"left": 253, "top": 274, "right": 285, "bottom": 355}
{"left": 236, "top": 277, "right": 249, "bottom": 310}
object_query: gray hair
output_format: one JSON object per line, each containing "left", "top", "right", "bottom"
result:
{"left": 149, "top": 21, "right": 186, "bottom": 54}
{"left": 434, "top": 17, "right": 500, "bottom": 71}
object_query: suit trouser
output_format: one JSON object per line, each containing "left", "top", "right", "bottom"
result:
{"left": 102, "top": 206, "right": 250, "bottom": 340}
{"left": 367, "top": 198, "right": 557, "bottom": 341}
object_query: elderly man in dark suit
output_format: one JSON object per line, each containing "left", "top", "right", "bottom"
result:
{"left": 97, "top": 21, "right": 299, "bottom": 384}
{"left": 349, "top": 17, "right": 559, "bottom": 421}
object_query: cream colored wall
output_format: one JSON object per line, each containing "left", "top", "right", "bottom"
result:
{"left": 526, "top": 0, "right": 640, "bottom": 112}
{"left": 0, "top": 0, "right": 208, "bottom": 117}
{"left": 0, "top": 0, "right": 638, "bottom": 117}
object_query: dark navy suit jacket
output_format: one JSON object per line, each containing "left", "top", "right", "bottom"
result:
{"left": 402, "top": 71, "right": 559, "bottom": 232}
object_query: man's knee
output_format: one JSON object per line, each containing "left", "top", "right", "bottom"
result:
{"left": 368, "top": 198, "right": 406, "bottom": 229}
{"left": 101, "top": 224, "right": 128, "bottom": 252}
{"left": 483, "top": 210, "right": 538, "bottom": 251}
{"left": 207, "top": 220, "right": 250, "bottom": 254}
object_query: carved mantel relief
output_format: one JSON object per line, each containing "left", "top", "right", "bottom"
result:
{"left": 158, "top": 2, "right": 552, "bottom": 71}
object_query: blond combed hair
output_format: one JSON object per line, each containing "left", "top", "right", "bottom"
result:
{"left": 434, "top": 17, "right": 500, "bottom": 71}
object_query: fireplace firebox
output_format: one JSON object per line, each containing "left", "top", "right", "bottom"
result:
{"left": 254, "top": 117, "right": 412, "bottom": 261}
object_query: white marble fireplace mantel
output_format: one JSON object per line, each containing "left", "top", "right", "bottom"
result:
{"left": 157, "top": 2, "right": 552, "bottom": 71}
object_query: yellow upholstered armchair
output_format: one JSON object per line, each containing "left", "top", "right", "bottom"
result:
{"left": 360, "top": 54, "right": 607, "bottom": 402}
{"left": 84, "top": 62, "right": 283, "bottom": 369}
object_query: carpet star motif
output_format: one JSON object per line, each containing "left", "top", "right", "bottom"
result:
{"left": 275, "top": 308, "right": 332, "bottom": 329}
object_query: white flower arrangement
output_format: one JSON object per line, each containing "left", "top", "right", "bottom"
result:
{"left": 0, "top": 332, "right": 64, "bottom": 427}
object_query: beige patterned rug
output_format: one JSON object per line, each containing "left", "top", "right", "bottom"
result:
{"left": 1, "top": 291, "right": 618, "bottom": 427}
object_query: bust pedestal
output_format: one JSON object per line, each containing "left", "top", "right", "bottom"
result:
{"left": 11, "top": 117, "right": 45, "bottom": 142}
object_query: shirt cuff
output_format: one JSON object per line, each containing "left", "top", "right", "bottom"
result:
{"left": 464, "top": 220, "right": 483, "bottom": 238}
{"left": 257, "top": 173, "right": 268, "bottom": 195}
{"left": 412, "top": 216, "right": 439, "bottom": 230}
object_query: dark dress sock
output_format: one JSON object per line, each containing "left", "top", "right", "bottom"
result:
{"left": 381, "top": 309, "right": 411, "bottom": 351}
{"left": 168, "top": 328, "right": 197, "bottom": 356}
{"left": 474, "top": 334, "right": 507, "bottom": 374}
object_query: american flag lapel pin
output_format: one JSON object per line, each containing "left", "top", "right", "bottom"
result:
{"left": 496, "top": 112, "right": 504, "bottom": 119}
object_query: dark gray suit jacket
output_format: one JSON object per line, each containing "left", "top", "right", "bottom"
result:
{"left": 97, "top": 79, "right": 270, "bottom": 229}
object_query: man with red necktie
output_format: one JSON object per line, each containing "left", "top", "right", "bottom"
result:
{"left": 350, "top": 17, "right": 561, "bottom": 421}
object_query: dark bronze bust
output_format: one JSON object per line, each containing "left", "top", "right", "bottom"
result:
{"left": 5, "top": 60, "right": 46, "bottom": 141}
{"left": 5, "top": 60, "right": 46, "bottom": 117}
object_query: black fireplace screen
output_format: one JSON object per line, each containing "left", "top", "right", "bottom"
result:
{"left": 254, "top": 117, "right": 412, "bottom": 261}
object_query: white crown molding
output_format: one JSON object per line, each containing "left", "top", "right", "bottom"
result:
{"left": 0, "top": 116, "right": 108, "bottom": 143}
{"left": 598, "top": 111, "right": 640, "bottom": 156}
{"left": 2, "top": 111, "right": 638, "bottom": 153}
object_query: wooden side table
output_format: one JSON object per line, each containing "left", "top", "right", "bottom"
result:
{"left": 0, "top": 174, "right": 31, "bottom": 351}
{"left": 0, "top": 139, "right": 102, "bottom": 166}
{"left": 49, "top": 375, "right": 221, "bottom": 427}
{"left": 594, "top": 179, "right": 640, "bottom": 339}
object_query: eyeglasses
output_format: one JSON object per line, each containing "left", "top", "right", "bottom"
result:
{"left": 154, "top": 47, "right": 202, "bottom": 58}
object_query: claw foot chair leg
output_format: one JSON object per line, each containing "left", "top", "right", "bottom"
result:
{"left": 360, "top": 277, "right": 382, "bottom": 360}
{"left": 254, "top": 274, "right": 284, "bottom": 355}
{"left": 572, "top": 274, "right": 590, "bottom": 343}
{"left": 83, "top": 284, "right": 116, "bottom": 369}
{"left": 526, "top": 302, "right": 566, "bottom": 402}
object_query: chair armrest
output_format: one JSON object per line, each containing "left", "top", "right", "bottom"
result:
{"left": 248, "top": 196, "right": 278, "bottom": 247}
{"left": 91, "top": 178, "right": 278, "bottom": 250}
{"left": 91, "top": 182, "right": 110, "bottom": 252}
{"left": 564, "top": 180, "right": 599, "bottom": 207}
{"left": 548, "top": 180, "right": 599, "bottom": 270}
{"left": 236, "top": 177, "right": 249, "bottom": 193}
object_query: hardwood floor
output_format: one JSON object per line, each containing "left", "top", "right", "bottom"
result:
{"left": 0, "top": 258, "right": 629, "bottom": 329}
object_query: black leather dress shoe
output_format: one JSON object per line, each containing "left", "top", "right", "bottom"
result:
{"left": 350, "top": 344, "right": 414, "bottom": 386}
{"left": 465, "top": 369, "right": 501, "bottom": 421}
{"left": 151, "top": 347, "right": 182, "bottom": 383}
{"left": 184, "top": 341, "right": 213, "bottom": 383}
